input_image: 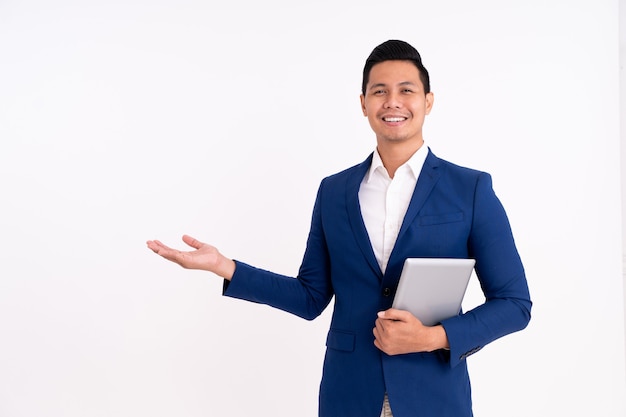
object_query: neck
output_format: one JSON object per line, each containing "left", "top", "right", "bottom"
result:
{"left": 377, "top": 139, "right": 424, "bottom": 178}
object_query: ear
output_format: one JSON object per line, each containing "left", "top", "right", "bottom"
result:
{"left": 425, "top": 92, "right": 434, "bottom": 115}
{"left": 360, "top": 94, "right": 367, "bottom": 116}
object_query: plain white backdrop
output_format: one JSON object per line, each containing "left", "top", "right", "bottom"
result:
{"left": 1, "top": 1, "right": 624, "bottom": 416}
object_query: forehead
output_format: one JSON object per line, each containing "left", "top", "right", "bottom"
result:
{"left": 367, "top": 60, "right": 423, "bottom": 87}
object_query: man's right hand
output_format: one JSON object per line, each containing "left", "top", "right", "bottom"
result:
{"left": 146, "top": 234, "right": 236, "bottom": 280}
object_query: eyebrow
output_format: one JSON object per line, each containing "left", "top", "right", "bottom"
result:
{"left": 368, "top": 81, "right": 418, "bottom": 90}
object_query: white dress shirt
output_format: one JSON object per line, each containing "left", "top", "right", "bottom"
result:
{"left": 358, "top": 145, "right": 428, "bottom": 274}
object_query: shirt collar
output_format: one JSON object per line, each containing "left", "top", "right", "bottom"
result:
{"left": 364, "top": 143, "right": 429, "bottom": 183}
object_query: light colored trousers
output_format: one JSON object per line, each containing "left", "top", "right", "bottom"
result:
{"left": 380, "top": 394, "right": 393, "bottom": 417}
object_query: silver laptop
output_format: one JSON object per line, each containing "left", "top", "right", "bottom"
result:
{"left": 392, "top": 258, "right": 475, "bottom": 326}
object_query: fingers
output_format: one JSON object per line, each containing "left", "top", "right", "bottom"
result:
{"left": 146, "top": 235, "right": 201, "bottom": 254}
{"left": 377, "top": 308, "right": 420, "bottom": 323}
{"left": 373, "top": 318, "right": 394, "bottom": 354}
{"left": 373, "top": 329, "right": 383, "bottom": 352}
{"left": 373, "top": 322, "right": 383, "bottom": 345}
{"left": 147, "top": 235, "right": 225, "bottom": 273}
{"left": 182, "top": 234, "right": 203, "bottom": 249}
{"left": 373, "top": 309, "right": 425, "bottom": 355}
{"left": 378, "top": 308, "right": 406, "bottom": 321}
{"left": 147, "top": 241, "right": 175, "bottom": 259}
{"left": 146, "top": 240, "right": 185, "bottom": 264}
{"left": 147, "top": 236, "right": 211, "bottom": 271}
{"left": 373, "top": 316, "right": 388, "bottom": 340}
{"left": 374, "top": 318, "right": 384, "bottom": 333}
{"left": 373, "top": 313, "right": 396, "bottom": 338}
{"left": 146, "top": 240, "right": 169, "bottom": 253}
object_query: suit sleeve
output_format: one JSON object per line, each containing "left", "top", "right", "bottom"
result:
{"left": 222, "top": 180, "right": 334, "bottom": 321}
{"left": 441, "top": 172, "right": 532, "bottom": 368}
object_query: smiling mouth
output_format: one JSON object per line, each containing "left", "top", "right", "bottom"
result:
{"left": 383, "top": 116, "right": 407, "bottom": 122}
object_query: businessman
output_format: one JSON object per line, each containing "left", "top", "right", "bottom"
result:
{"left": 147, "top": 40, "right": 532, "bottom": 417}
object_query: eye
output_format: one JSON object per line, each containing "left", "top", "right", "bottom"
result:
{"left": 373, "top": 89, "right": 385, "bottom": 95}
{"left": 402, "top": 88, "right": 414, "bottom": 94}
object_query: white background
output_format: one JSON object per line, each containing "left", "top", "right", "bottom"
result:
{"left": 1, "top": 1, "right": 624, "bottom": 416}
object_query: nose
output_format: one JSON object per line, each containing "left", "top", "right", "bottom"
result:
{"left": 383, "top": 91, "right": 402, "bottom": 108}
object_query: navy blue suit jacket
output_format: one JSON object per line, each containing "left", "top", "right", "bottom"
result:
{"left": 224, "top": 149, "right": 532, "bottom": 417}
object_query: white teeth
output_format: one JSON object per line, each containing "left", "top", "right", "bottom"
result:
{"left": 384, "top": 117, "right": 406, "bottom": 122}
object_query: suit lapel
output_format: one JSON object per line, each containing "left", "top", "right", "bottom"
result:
{"left": 346, "top": 154, "right": 383, "bottom": 278}
{"left": 386, "top": 150, "right": 442, "bottom": 274}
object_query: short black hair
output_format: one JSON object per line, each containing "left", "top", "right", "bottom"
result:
{"left": 361, "top": 40, "right": 430, "bottom": 95}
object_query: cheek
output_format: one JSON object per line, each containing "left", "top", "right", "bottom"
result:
{"left": 413, "top": 103, "right": 429, "bottom": 116}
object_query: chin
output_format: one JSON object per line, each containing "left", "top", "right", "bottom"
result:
{"left": 381, "top": 135, "right": 412, "bottom": 144}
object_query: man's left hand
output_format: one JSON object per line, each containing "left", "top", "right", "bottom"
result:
{"left": 373, "top": 308, "right": 450, "bottom": 355}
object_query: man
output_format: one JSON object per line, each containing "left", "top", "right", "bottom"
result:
{"left": 147, "top": 40, "right": 532, "bottom": 417}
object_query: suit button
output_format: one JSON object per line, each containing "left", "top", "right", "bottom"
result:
{"left": 382, "top": 288, "right": 391, "bottom": 297}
